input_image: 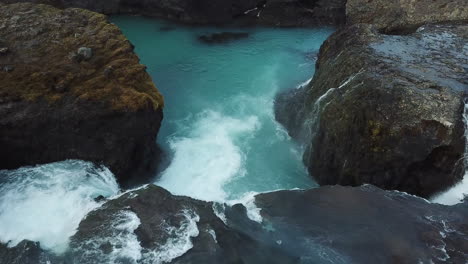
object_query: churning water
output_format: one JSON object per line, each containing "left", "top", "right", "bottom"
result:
{"left": 0, "top": 160, "right": 119, "bottom": 253}
{"left": 0, "top": 17, "right": 333, "bottom": 255}
{"left": 112, "top": 16, "right": 334, "bottom": 202}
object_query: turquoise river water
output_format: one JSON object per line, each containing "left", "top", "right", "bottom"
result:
{"left": 0, "top": 15, "right": 466, "bottom": 260}
{"left": 0, "top": 17, "right": 333, "bottom": 254}
{"left": 112, "top": 16, "right": 333, "bottom": 202}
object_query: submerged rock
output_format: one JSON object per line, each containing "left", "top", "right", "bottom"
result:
{"left": 0, "top": 0, "right": 347, "bottom": 27}
{"left": 276, "top": 23, "right": 468, "bottom": 197}
{"left": 0, "top": 3, "right": 164, "bottom": 182}
{"left": 198, "top": 32, "right": 249, "bottom": 44}
{"left": 347, "top": 0, "right": 468, "bottom": 33}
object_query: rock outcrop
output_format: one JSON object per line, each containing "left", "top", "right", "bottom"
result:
{"left": 276, "top": 23, "right": 468, "bottom": 197}
{"left": 4, "top": 184, "right": 467, "bottom": 263}
{"left": 346, "top": 0, "right": 468, "bottom": 33}
{"left": 69, "top": 184, "right": 296, "bottom": 264}
{"left": 0, "top": 0, "right": 347, "bottom": 27}
{"left": 255, "top": 185, "right": 468, "bottom": 263}
{"left": 0, "top": 3, "right": 164, "bottom": 182}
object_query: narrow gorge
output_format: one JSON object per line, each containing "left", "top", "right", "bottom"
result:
{"left": 0, "top": 0, "right": 467, "bottom": 263}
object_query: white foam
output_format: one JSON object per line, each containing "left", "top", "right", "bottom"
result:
{"left": 110, "top": 211, "right": 143, "bottom": 262}
{"left": 0, "top": 160, "right": 119, "bottom": 254}
{"left": 212, "top": 202, "right": 227, "bottom": 224}
{"left": 432, "top": 102, "right": 468, "bottom": 205}
{"left": 432, "top": 173, "right": 468, "bottom": 205}
{"left": 297, "top": 77, "right": 312, "bottom": 89}
{"left": 228, "top": 192, "right": 263, "bottom": 223}
{"left": 142, "top": 209, "right": 200, "bottom": 264}
{"left": 73, "top": 210, "right": 143, "bottom": 263}
{"left": 156, "top": 110, "right": 260, "bottom": 202}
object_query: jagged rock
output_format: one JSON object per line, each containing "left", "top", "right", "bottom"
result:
{"left": 0, "top": 3, "right": 164, "bottom": 182}
{"left": 275, "top": 23, "right": 468, "bottom": 197}
{"left": 0, "top": 0, "right": 347, "bottom": 27}
{"left": 346, "top": 0, "right": 468, "bottom": 33}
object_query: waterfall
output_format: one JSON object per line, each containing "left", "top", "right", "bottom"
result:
{"left": 432, "top": 101, "right": 468, "bottom": 205}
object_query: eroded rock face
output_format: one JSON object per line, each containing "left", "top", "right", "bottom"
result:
{"left": 4, "top": 184, "right": 466, "bottom": 263}
{"left": 0, "top": 0, "right": 347, "bottom": 26}
{"left": 276, "top": 23, "right": 468, "bottom": 197}
{"left": 0, "top": 3, "right": 164, "bottom": 182}
{"left": 346, "top": 0, "right": 468, "bottom": 33}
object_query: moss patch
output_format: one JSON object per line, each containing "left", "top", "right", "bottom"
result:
{"left": 0, "top": 3, "right": 163, "bottom": 111}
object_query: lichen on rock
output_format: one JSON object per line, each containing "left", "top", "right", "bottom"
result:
{"left": 0, "top": 3, "right": 164, "bottom": 181}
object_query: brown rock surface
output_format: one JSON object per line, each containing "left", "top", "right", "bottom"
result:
{"left": 0, "top": 3, "right": 164, "bottom": 181}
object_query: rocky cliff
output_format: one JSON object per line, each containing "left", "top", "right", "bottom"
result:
{"left": 0, "top": 3, "right": 164, "bottom": 181}
{"left": 347, "top": 0, "right": 468, "bottom": 33}
{"left": 276, "top": 21, "right": 468, "bottom": 197}
{"left": 0, "top": 0, "right": 347, "bottom": 26}
{"left": 2, "top": 184, "right": 467, "bottom": 263}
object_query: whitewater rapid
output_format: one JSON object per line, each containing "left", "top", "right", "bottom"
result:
{"left": 0, "top": 17, "right": 335, "bottom": 261}
{"left": 157, "top": 110, "right": 261, "bottom": 202}
{"left": 0, "top": 160, "right": 119, "bottom": 253}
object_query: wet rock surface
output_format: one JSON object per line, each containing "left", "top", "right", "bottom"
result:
{"left": 276, "top": 23, "right": 468, "bottom": 197}
{"left": 255, "top": 185, "right": 468, "bottom": 264}
{"left": 3, "top": 185, "right": 467, "bottom": 263}
{"left": 0, "top": 3, "right": 164, "bottom": 182}
{"left": 69, "top": 185, "right": 296, "bottom": 264}
{"left": 0, "top": 0, "right": 347, "bottom": 27}
{"left": 346, "top": 0, "right": 468, "bottom": 33}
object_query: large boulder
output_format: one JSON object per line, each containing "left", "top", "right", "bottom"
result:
{"left": 346, "top": 0, "right": 468, "bottom": 33}
{"left": 0, "top": 3, "right": 164, "bottom": 182}
{"left": 276, "top": 23, "right": 468, "bottom": 197}
{"left": 0, "top": 0, "right": 347, "bottom": 26}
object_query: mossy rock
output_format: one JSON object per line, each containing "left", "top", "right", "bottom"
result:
{"left": 0, "top": 3, "right": 164, "bottom": 181}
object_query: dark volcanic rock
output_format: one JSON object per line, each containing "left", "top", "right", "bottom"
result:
{"left": 198, "top": 32, "right": 249, "bottom": 44}
{"left": 69, "top": 184, "right": 297, "bottom": 264}
{"left": 255, "top": 185, "right": 468, "bottom": 264}
{"left": 346, "top": 0, "right": 468, "bottom": 33}
{"left": 0, "top": 241, "right": 47, "bottom": 264}
{"left": 275, "top": 23, "right": 468, "bottom": 197}
{"left": 0, "top": 0, "right": 347, "bottom": 27}
{"left": 0, "top": 3, "right": 164, "bottom": 182}
{"left": 9, "top": 184, "right": 464, "bottom": 263}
